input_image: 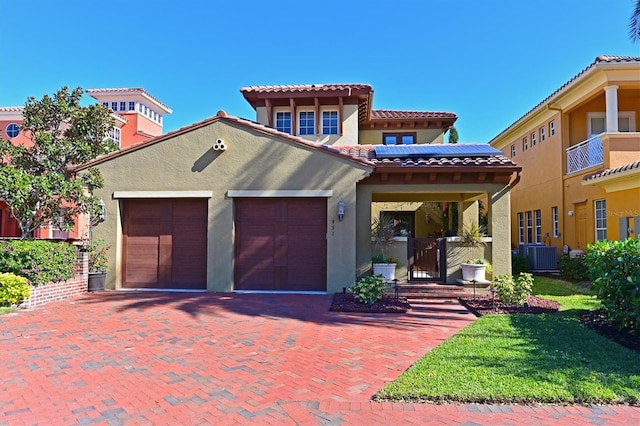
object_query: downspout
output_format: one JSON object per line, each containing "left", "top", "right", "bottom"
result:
{"left": 509, "top": 170, "right": 522, "bottom": 189}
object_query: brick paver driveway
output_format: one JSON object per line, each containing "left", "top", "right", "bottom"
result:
{"left": 1, "top": 292, "right": 638, "bottom": 425}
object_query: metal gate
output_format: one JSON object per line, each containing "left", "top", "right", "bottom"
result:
{"left": 408, "top": 238, "right": 446, "bottom": 281}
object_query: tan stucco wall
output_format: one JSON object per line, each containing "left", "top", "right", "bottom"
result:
{"left": 358, "top": 128, "right": 444, "bottom": 145}
{"left": 88, "top": 119, "right": 372, "bottom": 293}
{"left": 255, "top": 104, "right": 359, "bottom": 146}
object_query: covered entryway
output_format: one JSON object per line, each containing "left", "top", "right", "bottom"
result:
{"left": 122, "top": 199, "right": 208, "bottom": 289}
{"left": 234, "top": 198, "right": 327, "bottom": 291}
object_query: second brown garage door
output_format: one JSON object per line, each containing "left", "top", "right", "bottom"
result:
{"left": 122, "top": 199, "right": 207, "bottom": 289}
{"left": 234, "top": 198, "right": 327, "bottom": 291}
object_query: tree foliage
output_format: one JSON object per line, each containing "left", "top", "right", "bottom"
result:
{"left": 0, "top": 87, "right": 116, "bottom": 238}
{"left": 630, "top": 0, "right": 640, "bottom": 42}
{"left": 448, "top": 126, "right": 459, "bottom": 144}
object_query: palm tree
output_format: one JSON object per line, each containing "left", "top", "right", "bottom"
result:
{"left": 630, "top": 0, "right": 640, "bottom": 42}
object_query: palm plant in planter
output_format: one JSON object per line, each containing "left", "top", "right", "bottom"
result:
{"left": 459, "top": 221, "right": 490, "bottom": 282}
{"left": 87, "top": 239, "right": 110, "bottom": 292}
{"left": 371, "top": 214, "right": 399, "bottom": 281}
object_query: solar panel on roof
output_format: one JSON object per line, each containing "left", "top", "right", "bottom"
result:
{"left": 374, "top": 144, "right": 502, "bottom": 159}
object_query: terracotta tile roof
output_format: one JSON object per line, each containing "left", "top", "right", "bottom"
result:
{"left": 86, "top": 88, "right": 172, "bottom": 113}
{"left": 584, "top": 161, "right": 640, "bottom": 181}
{"left": 240, "top": 84, "right": 373, "bottom": 94}
{"left": 371, "top": 110, "right": 457, "bottom": 120}
{"left": 0, "top": 107, "right": 24, "bottom": 112}
{"left": 334, "top": 144, "right": 518, "bottom": 169}
{"left": 490, "top": 56, "right": 640, "bottom": 145}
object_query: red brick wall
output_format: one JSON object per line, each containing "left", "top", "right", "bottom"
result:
{"left": 20, "top": 251, "right": 88, "bottom": 309}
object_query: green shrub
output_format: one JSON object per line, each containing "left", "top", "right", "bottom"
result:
{"left": 585, "top": 238, "right": 640, "bottom": 331}
{"left": 350, "top": 274, "right": 387, "bottom": 305}
{"left": 492, "top": 272, "right": 533, "bottom": 305}
{"left": 0, "top": 272, "right": 31, "bottom": 305}
{"left": 512, "top": 255, "right": 529, "bottom": 275}
{"left": 558, "top": 256, "right": 590, "bottom": 281}
{"left": 0, "top": 240, "right": 76, "bottom": 286}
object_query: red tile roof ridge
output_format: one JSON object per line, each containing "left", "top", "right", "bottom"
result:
{"left": 372, "top": 109, "right": 457, "bottom": 119}
{"left": 490, "top": 55, "right": 640, "bottom": 145}
{"left": 584, "top": 160, "right": 640, "bottom": 181}
{"left": 0, "top": 106, "right": 24, "bottom": 112}
{"left": 240, "top": 83, "right": 373, "bottom": 93}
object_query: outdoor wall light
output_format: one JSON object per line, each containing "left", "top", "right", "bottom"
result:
{"left": 98, "top": 199, "right": 107, "bottom": 222}
{"left": 567, "top": 210, "right": 574, "bottom": 216}
{"left": 337, "top": 199, "right": 346, "bottom": 222}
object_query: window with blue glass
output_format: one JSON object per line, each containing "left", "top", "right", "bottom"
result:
{"left": 299, "top": 111, "right": 315, "bottom": 135}
{"left": 128, "top": 101, "right": 135, "bottom": 111}
{"left": 6, "top": 123, "right": 19, "bottom": 138}
{"left": 383, "top": 133, "right": 416, "bottom": 145}
{"left": 276, "top": 112, "right": 292, "bottom": 134}
{"left": 322, "top": 111, "right": 338, "bottom": 135}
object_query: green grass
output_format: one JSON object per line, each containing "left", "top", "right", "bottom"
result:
{"left": 0, "top": 306, "right": 18, "bottom": 315}
{"left": 376, "top": 276, "right": 640, "bottom": 405}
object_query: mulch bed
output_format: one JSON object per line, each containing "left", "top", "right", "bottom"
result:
{"left": 458, "top": 294, "right": 560, "bottom": 316}
{"left": 578, "top": 309, "right": 640, "bottom": 355}
{"left": 329, "top": 292, "right": 411, "bottom": 313}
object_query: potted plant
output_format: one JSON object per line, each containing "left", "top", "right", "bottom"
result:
{"left": 87, "top": 239, "right": 110, "bottom": 292}
{"left": 371, "top": 214, "right": 399, "bottom": 281}
{"left": 459, "top": 221, "right": 489, "bottom": 282}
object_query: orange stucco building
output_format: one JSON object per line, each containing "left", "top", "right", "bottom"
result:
{"left": 0, "top": 88, "right": 171, "bottom": 239}
{"left": 490, "top": 56, "right": 640, "bottom": 259}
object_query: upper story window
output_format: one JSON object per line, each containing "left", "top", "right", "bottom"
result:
{"left": 383, "top": 133, "right": 416, "bottom": 145}
{"left": 119, "top": 101, "right": 126, "bottom": 112}
{"left": 550, "top": 120, "right": 556, "bottom": 136}
{"left": 111, "top": 102, "right": 118, "bottom": 111}
{"left": 510, "top": 144, "right": 516, "bottom": 157}
{"left": 587, "top": 112, "right": 636, "bottom": 137}
{"left": 109, "top": 126, "right": 121, "bottom": 147}
{"left": 275, "top": 111, "right": 292, "bottom": 134}
{"left": 299, "top": 111, "right": 315, "bottom": 135}
{"left": 128, "top": 101, "right": 135, "bottom": 111}
{"left": 6, "top": 123, "right": 19, "bottom": 138}
{"left": 540, "top": 126, "right": 546, "bottom": 142}
{"left": 531, "top": 132, "right": 537, "bottom": 147}
{"left": 522, "top": 136, "right": 528, "bottom": 151}
{"left": 102, "top": 102, "right": 109, "bottom": 108}
{"left": 322, "top": 111, "right": 338, "bottom": 135}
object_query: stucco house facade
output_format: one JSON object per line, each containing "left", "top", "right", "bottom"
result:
{"left": 489, "top": 56, "right": 640, "bottom": 260}
{"left": 0, "top": 88, "right": 171, "bottom": 239}
{"left": 77, "top": 84, "right": 521, "bottom": 293}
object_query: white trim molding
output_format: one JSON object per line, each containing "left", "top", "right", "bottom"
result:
{"left": 113, "top": 191, "right": 213, "bottom": 199}
{"left": 227, "top": 190, "right": 333, "bottom": 198}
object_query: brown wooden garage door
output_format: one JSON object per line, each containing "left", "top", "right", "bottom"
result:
{"left": 122, "top": 199, "right": 207, "bottom": 289}
{"left": 234, "top": 198, "right": 327, "bottom": 291}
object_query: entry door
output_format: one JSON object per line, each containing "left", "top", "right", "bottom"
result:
{"left": 575, "top": 204, "right": 587, "bottom": 250}
{"left": 234, "top": 198, "right": 327, "bottom": 291}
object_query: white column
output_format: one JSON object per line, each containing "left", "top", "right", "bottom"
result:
{"left": 604, "top": 85, "right": 619, "bottom": 133}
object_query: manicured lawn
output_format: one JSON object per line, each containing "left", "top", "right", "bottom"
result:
{"left": 375, "top": 276, "right": 640, "bottom": 405}
{"left": 0, "top": 306, "right": 18, "bottom": 315}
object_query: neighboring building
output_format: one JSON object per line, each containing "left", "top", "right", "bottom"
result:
{"left": 78, "top": 84, "right": 520, "bottom": 292}
{"left": 0, "top": 88, "right": 171, "bottom": 239}
{"left": 490, "top": 56, "right": 640, "bottom": 259}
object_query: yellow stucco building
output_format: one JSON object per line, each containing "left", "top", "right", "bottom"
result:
{"left": 490, "top": 56, "right": 640, "bottom": 259}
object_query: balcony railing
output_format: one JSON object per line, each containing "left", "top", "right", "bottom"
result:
{"left": 566, "top": 134, "right": 603, "bottom": 174}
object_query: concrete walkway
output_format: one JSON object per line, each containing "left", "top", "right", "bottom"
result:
{"left": 0, "top": 292, "right": 637, "bottom": 425}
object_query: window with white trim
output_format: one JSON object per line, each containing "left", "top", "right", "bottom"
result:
{"left": 298, "top": 111, "right": 315, "bottom": 135}
{"left": 111, "top": 102, "right": 118, "bottom": 111}
{"left": 322, "top": 111, "right": 338, "bottom": 135}
{"left": 6, "top": 123, "right": 19, "bottom": 138}
{"left": 540, "top": 126, "right": 546, "bottom": 142}
{"left": 518, "top": 212, "right": 524, "bottom": 244}
{"left": 595, "top": 199, "right": 607, "bottom": 241}
{"left": 119, "top": 101, "right": 126, "bottom": 112}
{"left": 534, "top": 209, "right": 542, "bottom": 243}
{"left": 587, "top": 111, "right": 636, "bottom": 137}
{"left": 550, "top": 120, "right": 556, "bottom": 136}
{"left": 128, "top": 101, "right": 135, "bottom": 111}
{"left": 109, "top": 126, "right": 121, "bottom": 147}
{"left": 275, "top": 111, "right": 292, "bottom": 134}
{"left": 526, "top": 211, "right": 533, "bottom": 243}
{"left": 102, "top": 102, "right": 109, "bottom": 108}
{"left": 552, "top": 206, "right": 559, "bottom": 237}
{"left": 510, "top": 144, "right": 516, "bottom": 157}
{"left": 383, "top": 133, "right": 416, "bottom": 145}
{"left": 522, "top": 136, "right": 528, "bottom": 151}
{"left": 138, "top": 103, "right": 143, "bottom": 113}
{"left": 531, "top": 132, "right": 537, "bottom": 147}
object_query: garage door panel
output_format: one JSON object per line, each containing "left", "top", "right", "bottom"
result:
{"left": 234, "top": 198, "right": 326, "bottom": 291}
{"left": 123, "top": 199, "right": 207, "bottom": 290}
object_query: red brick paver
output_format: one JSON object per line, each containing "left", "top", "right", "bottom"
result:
{"left": 1, "top": 292, "right": 638, "bottom": 425}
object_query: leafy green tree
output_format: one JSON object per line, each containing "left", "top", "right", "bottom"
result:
{"left": 0, "top": 87, "right": 116, "bottom": 239}
{"left": 448, "top": 126, "right": 459, "bottom": 144}
{"left": 446, "top": 126, "right": 459, "bottom": 232}
{"left": 630, "top": 0, "right": 640, "bottom": 42}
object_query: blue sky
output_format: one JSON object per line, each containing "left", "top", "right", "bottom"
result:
{"left": 0, "top": 0, "right": 637, "bottom": 143}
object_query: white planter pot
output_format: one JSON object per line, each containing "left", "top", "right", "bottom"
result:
{"left": 461, "top": 263, "right": 486, "bottom": 282}
{"left": 373, "top": 263, "right": 396, "bottom": 281}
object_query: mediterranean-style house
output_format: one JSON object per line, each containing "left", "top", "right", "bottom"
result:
{"left": 0, "top": 88, "right": 172, "bottom": 239}
{"left": 489, "top": 56, "right": 640, "bottom": 266}
{"left": 76, "top": 83, "right": 521, "bottom": 293}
